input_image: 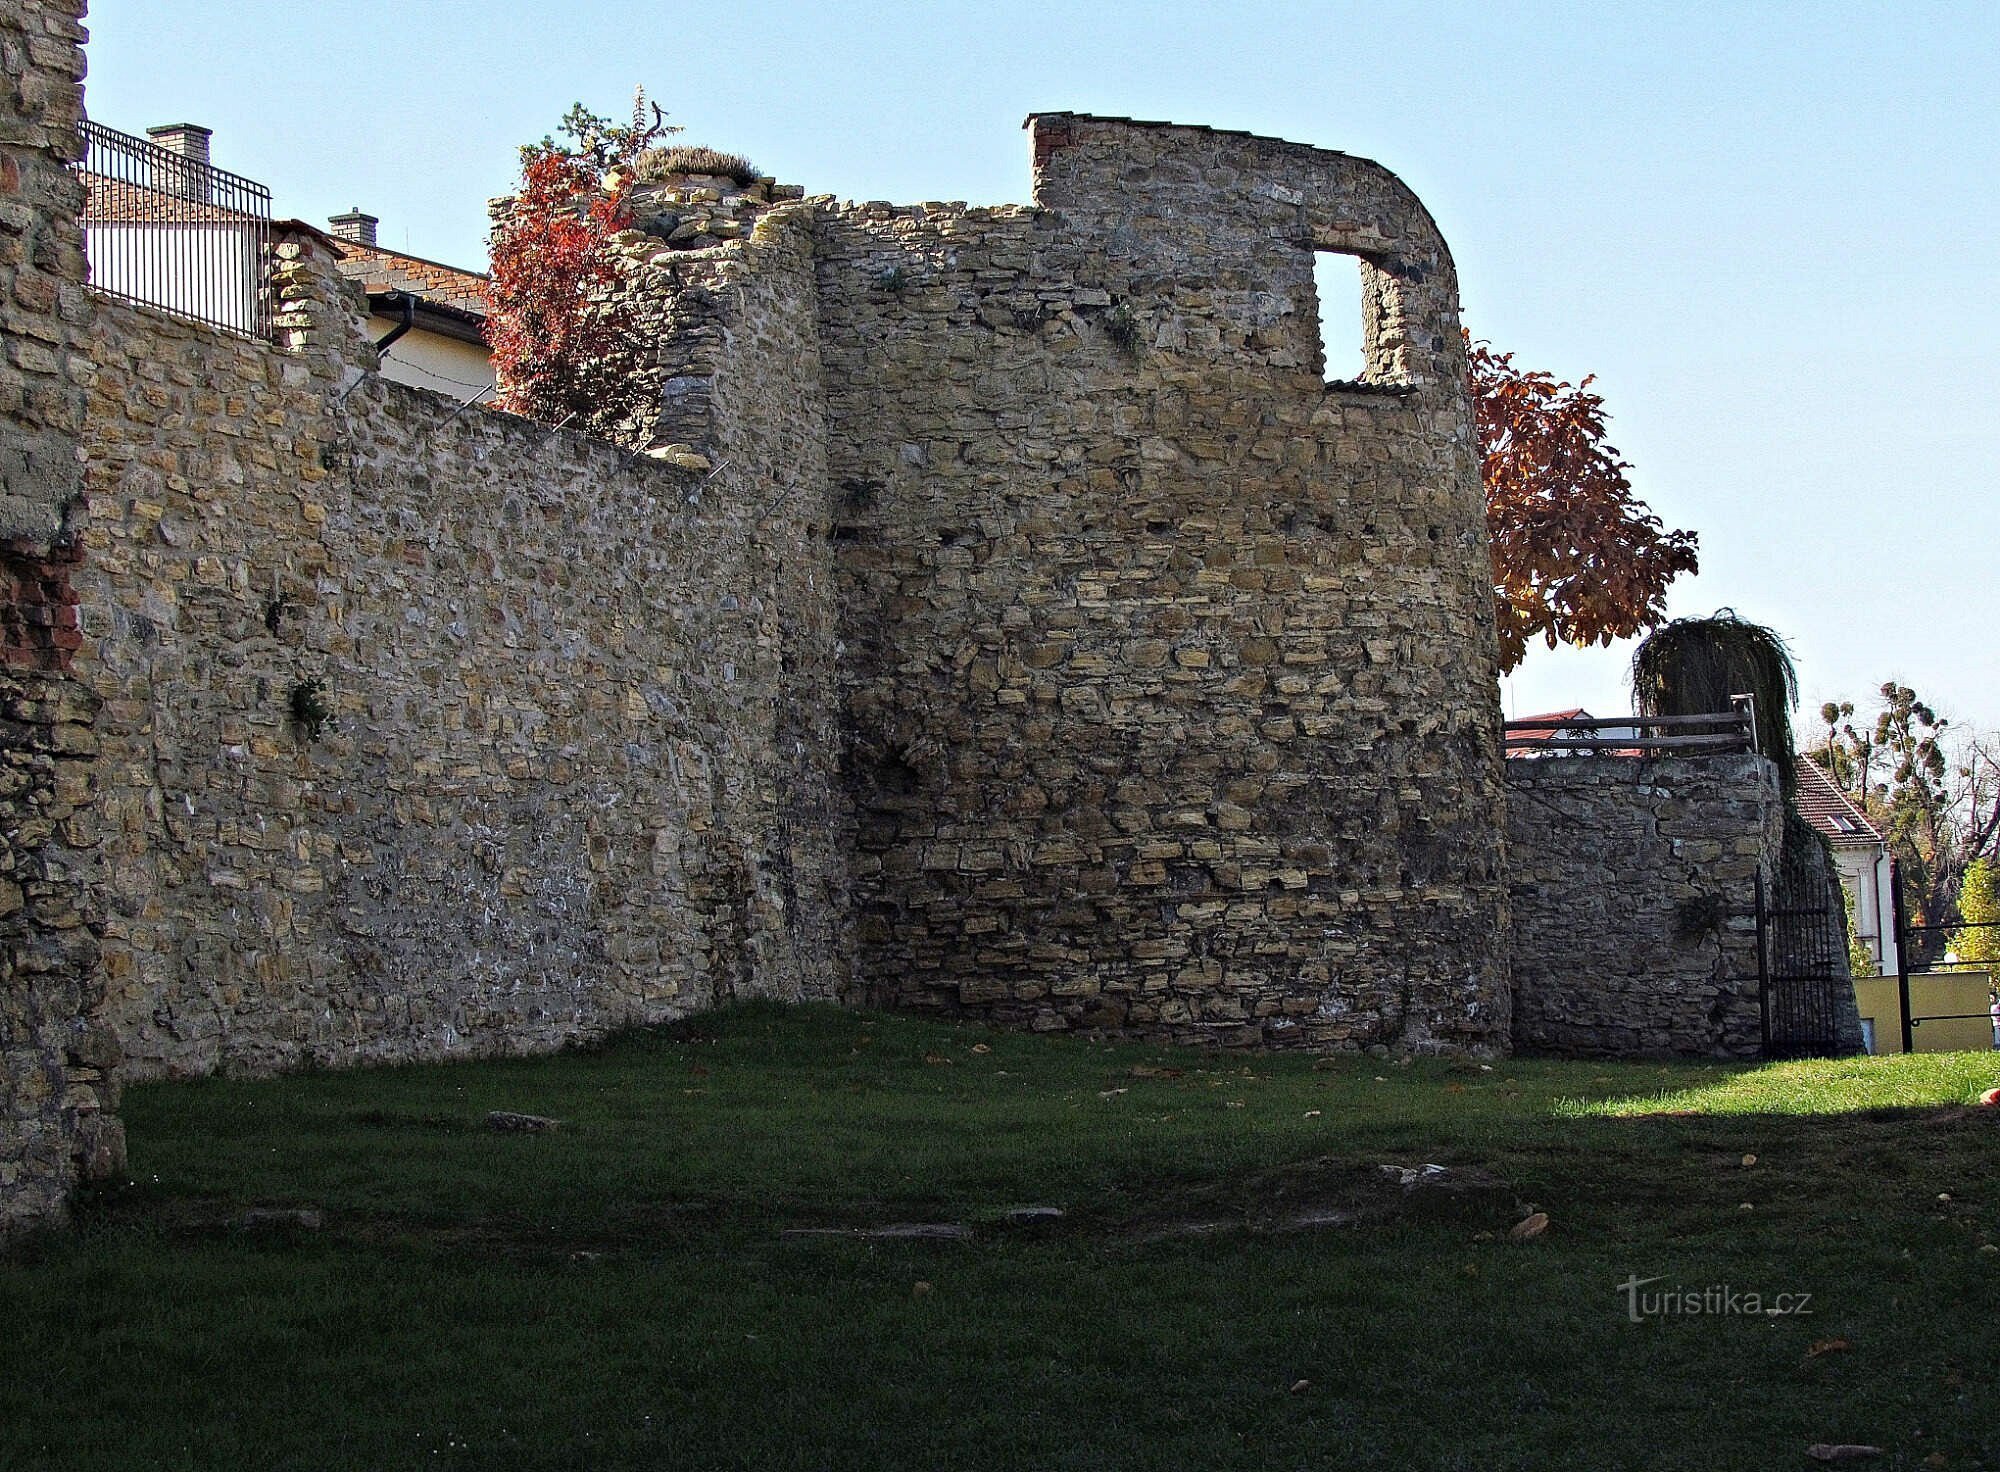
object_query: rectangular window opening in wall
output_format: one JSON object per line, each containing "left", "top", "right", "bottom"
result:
{"left": 1312, "top": 251, "right": 1366, "bottom": 383}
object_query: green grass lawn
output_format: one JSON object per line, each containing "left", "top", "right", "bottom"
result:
{"left": 4, "top": 1003, "right": 1997, "bottom": 1471}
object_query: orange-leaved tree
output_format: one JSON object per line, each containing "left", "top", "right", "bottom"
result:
{"left": 1470, "top": 337, "right": 1700, "bottom": 672}
{"left": 487, "top": 94, "right": 674, "bottom": 426}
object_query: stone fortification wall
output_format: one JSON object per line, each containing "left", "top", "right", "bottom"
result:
{"left": 1506, "top": 752, "right": 1782, "bottom": 1058}
{"left": 585, "top": 193, "right": 855, "bottom": 1021}
{"left": 77, "top": 225, "right": 848, "bottom": 1080}
{"left": 806, "top": 115, "right": 1509, "bottom": 1051}
{"left": 0, "top": 0, "right": 89, "bottom": 548}
{"left": 0, "top": 0, "right": 119, "bottom": 1239}
{"left": 2, "top": 1, "right": 1834, "bottom": 1240}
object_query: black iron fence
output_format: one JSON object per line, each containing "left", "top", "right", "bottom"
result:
{"left": 1755, "top": 853, "right": 1850, "bottom": 1058}
{"left": 1887, "top": 859, "right": 1999, "bottom": 1053}
{"left": 75, "top": 120, "right": 271, "bottom": 337}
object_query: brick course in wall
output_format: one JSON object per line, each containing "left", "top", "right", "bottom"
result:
{"left": 1506, "top": 752, "right": 1782, "bottom": 1058}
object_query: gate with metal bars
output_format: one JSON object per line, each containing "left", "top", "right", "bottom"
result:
{"left": 1755, "top": 845, "right": 1850, "bottom": 1058}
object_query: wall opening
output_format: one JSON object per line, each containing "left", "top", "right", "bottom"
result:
{"left": 1312, "top": 252, "right": 1366, "bottom": 383}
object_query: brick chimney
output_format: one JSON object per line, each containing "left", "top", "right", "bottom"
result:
{"left": 326, "top": 208, "right": 380, "bottom": 247}
{"left": 147, "top": 122, "right": 212, "bottom": 167}
{"left": 146, "top": 123, "right": 212, "bottom": 202}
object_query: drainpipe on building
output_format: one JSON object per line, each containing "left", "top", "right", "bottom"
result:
{"left": 372, "top": 291, "right": 415, "bottom": 354}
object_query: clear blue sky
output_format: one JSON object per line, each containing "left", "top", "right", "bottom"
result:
{"left": 87, "top": 0, "right": 2000, "bottom": 733}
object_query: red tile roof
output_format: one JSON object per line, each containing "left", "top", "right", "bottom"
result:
{"left": 332, "top": 240, "right": 489, "bottom": 320}
{"left": 1505, "top": 708, "right": 1592, "bottom": 744}
{"left": 1793, "top": 756, "right": 1884, "bottom": 847}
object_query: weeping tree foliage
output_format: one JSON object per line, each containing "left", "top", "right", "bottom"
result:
{"left": 1630, "top": 609, "right": 1800, "bottom": 794}
{"left": 1635, "top": 614, "right": 1859, "bottom": 1001}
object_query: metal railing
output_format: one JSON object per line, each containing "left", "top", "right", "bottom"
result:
{"left": 75, "top": 120, "right": 271, "bottom": 337}
{"left": 1503, "top": 709, "right": 1755, "bottom": 757}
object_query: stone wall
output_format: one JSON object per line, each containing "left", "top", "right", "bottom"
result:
{"left": 0, "top": 0, "right": 118, "bottom": 1240}
{"left": 0, "top": 663, "right": 115, "bottom": 1234}
{"left": 810, "top": 115, "right": 1509, "bottom": 1050}
{"left": 77, "top": 225, "right": 848, "bottom": 1080}
{"left": 0, "top": 0, "right": 89, "bottom": 547}
{"left": 580, "top": 122, "right": 1514, "bottom": 1056}
{"left": 5, "top": 62, "right": 1808, "bottom": 1234}
{"left": 1506, "top": 753, "right": 1782, "bottom": 1058}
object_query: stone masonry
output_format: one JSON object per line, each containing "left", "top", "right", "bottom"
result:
{"left": 595, "top": 114, "right": 1512, "bottom": 1052}
{"left": 0, "top": 0, "right": 88, "bottom": 546}
{"left": 71, "top": 112, "right": 1514, "bottom": 1087}
{"left": 78, "top": 221, "right": 847, "bottom": 1079}
{"left": 78, "top": 104, "right": 1519, "bottom": 1080}
{"left": 0, "top": 0, "right": 121, "bottom": 1240}
{"left": 1506, "top": 752, "right": 1782, "bottom": 1058}
{"left": 3, "top": 5, "right": 1800, "bottom": 1235}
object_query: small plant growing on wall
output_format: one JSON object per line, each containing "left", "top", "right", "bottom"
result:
{"left": 1103, "top": 304, "right": 1144, "bottom": 360}
{"left": 877, "top": 265, "right": 910, "bottom": 294}
{"left": 839, "top": 477, "right": 882, "bottom": 513}
{"left": 289, "top": 678, "right": 333, "bottom": 744}
{"left": 1674, "top": 892, "right": 1727, "bottom": 942}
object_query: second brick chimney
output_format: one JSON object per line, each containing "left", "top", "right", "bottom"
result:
{"left": 326, "top": 208, "right": 380, "bottom": 247}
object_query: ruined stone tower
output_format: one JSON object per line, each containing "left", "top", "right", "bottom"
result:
{"left": 602, "top": 113, "right": 1511, "bottom": 1051}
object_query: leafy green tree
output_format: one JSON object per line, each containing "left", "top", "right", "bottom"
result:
{"left": 1956, "top": 858, "right": 2000, "bottom": 964}
{"left": 1841, "top": 884, "right": 1877, "bottom": 977}
{"left": 1872, "top": 685, "right": 1951, "bottom": 955}
{"left": 521, "top": 89, "right": 675, "bottom": 170}
{"left": 1812, "top": 699, "right": 1870, "bottom": 797}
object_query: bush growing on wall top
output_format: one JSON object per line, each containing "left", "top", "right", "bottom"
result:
{"left": 635, "top": 146, "right": 760, "bottom": 187}
{"left": 487, "top": 92, "right": 675, "bottom": 429}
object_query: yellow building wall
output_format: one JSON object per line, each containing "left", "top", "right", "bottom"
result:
{"left": 1852, "top": 971, "right": 1996, "bottom": 1054}
{"left": 364, "top": 318, "right": 495, "bottom": 399}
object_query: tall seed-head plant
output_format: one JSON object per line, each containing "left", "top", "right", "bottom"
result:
{"left": 1630, "top": 609, "right": 1800, "bottom": 793}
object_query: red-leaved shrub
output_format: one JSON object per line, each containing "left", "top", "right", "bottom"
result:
{"left": 486, "top": 151, "right": 638, "bottom": 427}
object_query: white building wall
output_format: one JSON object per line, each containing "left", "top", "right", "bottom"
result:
{"left": 85, "top": 222, "right": 262, "bottom": 332}
{"left": 1833, "top": 844, "right": 1898, "bottom": 977}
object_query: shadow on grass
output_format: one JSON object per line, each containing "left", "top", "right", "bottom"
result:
{"left": 3, "top": 1003, "right": 1995, "bottom": 1472}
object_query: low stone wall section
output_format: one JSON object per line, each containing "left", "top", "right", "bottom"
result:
{"left": 1506, "top": 752, "right": 1782, "bottom": 1058}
